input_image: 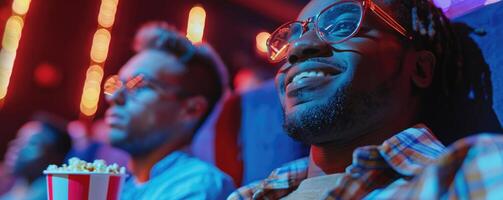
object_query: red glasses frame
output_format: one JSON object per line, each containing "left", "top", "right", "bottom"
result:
{"left": 267, "top": 0, "right": 412, "bottom": 62}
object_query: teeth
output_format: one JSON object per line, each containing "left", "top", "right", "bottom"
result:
{"left": 291, "top": 70, "right": 328, "bottom": 83}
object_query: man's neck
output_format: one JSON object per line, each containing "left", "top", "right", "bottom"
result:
{"left": 308, "top": 122, "right": 413, "bottom": 177}
{"left": 130, "top": 137, "right": 189, "bottom": 183}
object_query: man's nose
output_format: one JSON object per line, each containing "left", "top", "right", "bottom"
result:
{"left": 105, "top": 88, "right": 126, "bottom": 106}
{"left": 287, "top": 30, "right": 332, "bottom": 64}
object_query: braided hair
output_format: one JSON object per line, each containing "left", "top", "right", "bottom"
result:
{"left": 380, "top": 0, "right": 463, "bottom": 99}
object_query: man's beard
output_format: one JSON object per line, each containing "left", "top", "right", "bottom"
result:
{"left": 283, "top": 85, "right": 387, "bottom": 145}
{"left": 283, "top": 87, "right": 349, "bottom": 144}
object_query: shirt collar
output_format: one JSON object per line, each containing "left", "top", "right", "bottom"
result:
{"left": 233, "top": 124, "right": 447, "bottom": 199}
{"left": 347, "top": 124, "right": 446, "bottom": 177}
{"left": 150, "top": 149, "right": 190, "bottom": 178}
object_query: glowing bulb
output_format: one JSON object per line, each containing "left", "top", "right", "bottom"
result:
{"left": 2, "top": 16, "right": 24, "bottom": 53}
{"left": 0, "top": 0, "right": 31, "bottom": 102}
{"left": 90, "top": 28, "right": 111, "bottom": 63}
{"left": 80, "top": 0, "right": 120, "bottom": 116}
{"left": 186, "top": 6, "right": 206, "bottom": 44}
{"left": 80, "top": 103, "right": 98, "bottom": 116}
{"left": 87, "top": 65, "right": 104, "bottom": 80}
{"left": 80, "top": 65, "right": 104, "bottom": 116}
{"left": 256, "top": 32, "right": 270, "bottom": 54}
{"left": 0, "top": 50, "right": 17, "bottom": 99}
{"left": 98, "top": 0, "right": 119, "bottom": 28}
{"left": 12, "top": 0, "right": 31, "bottom": 15}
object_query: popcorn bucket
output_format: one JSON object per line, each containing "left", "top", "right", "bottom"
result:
{"left": 44, "top": 172, "right": 126, "bottom": 200}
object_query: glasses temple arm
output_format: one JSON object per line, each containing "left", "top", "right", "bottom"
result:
{"left": 367, "top": 1, "right": 412, "bottom": 39}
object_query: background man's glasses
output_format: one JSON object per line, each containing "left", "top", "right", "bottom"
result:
{"left": 267, "top": 0, "right": 412, "bottom": 63}
{"left": 103, "top": 74, "right": 181, "bottom": 100}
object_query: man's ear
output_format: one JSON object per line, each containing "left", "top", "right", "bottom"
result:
{"left": 180, "top": 95, "right": 208, "bottom": 121}
{"left": 412, "top": 50, "right": 436, "bottom": 89}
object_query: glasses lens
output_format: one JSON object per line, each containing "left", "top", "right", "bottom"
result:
{"left": 125, "top": 75, "right": 144, "bottom": 90}
{"left": 268, "top": 22, "right": 303, "bottom": 62}
{"left": 103, "top": 75, "right": 122, "bottom": 96}
{"left": 317, "top": 1, "right": 362, "bottom": 43}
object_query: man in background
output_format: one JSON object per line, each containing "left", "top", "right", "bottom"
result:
{"left": 0, "top": 114, "right": 71, "bottom": 200}
{"left": 104, "top": 21, "right": 235, "bottom": 199}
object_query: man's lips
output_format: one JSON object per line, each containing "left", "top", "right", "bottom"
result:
{"left": 283, "top": 61, "right": 343, "bottom": 95}
{"left": 286, "top": 75, "right": 335, "bottom": 98}
{"left": 105, "top": 110, "right": 126, "bottom": 128}
{"left": 285, "top": 62, "right": 342, "bottom": 86}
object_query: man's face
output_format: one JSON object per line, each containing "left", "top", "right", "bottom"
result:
{"left": 276, "top": 0, "right": 412, "bottom": 144}
{"left": 4, "top": 122, "right": 56, "bottom": 177}
{"left": 105, "top": 50, "right": 186, "bottom": 156}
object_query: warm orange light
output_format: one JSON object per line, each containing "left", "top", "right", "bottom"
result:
{"left": 186, "top": 6, "right": 206, "bottom": 44}
{"left": 80, "top": 0, "right": 119, "bottom": 116}
{"left": 98, "top": 0, "right": 119, "bottom": 28}
{"left": 80, "top": 65, "right": 104, "bottom": 116}
{"left": 0, "top": 50, "right": 17, "bottom": 99}
{"left": 90, "top": 28, "right": 111, "bottom": 63}
{"left": 12, "top": 0, "right": 31, "bottom": 15}
{"left": 80, "top": 99, "right": 98, "bottom": 116}
{"left": 256, "top": 32, "right": 270, "bottom": 54}
{"left": 269, "top": 44, "right": 289, "bottom": 61}
{"left": 0, "top": 0, "right": 31, "bottom": 102}
{"left": 2, "top": 16, "right": 24, "bottom": 53}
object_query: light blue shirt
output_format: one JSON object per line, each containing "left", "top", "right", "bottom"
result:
{"left": 121, "top": 151, "right": 235, "bottom": 200}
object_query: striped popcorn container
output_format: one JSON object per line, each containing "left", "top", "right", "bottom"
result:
{"left": 44, "top": 172, "right": 126, "bottom": 200}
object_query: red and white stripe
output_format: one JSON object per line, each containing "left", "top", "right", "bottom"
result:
{"left": 46, "top": 173, "right": 125, "bottom": 200}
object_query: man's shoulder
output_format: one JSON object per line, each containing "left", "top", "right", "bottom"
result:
{"left": 369, "top": 133, "right": 503, "bottom": 199}
{"left": 144, "top": 153, "right": 229, "bottom": 186}
{"left": 125, "top": 153, "right": 235, "bottom": 200}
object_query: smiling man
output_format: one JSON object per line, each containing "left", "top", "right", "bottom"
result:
{"left": 104, "top": 22, "right": 235, "bottom": 199}
{"left": 229, "top": 0, "right": 503, "bottom": 199}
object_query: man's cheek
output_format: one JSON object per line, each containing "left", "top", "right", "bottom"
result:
{"left": 275, "top": 74, "right": 287, "bottom": 107}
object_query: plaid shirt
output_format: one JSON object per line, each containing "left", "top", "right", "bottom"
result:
{"left": 228, "top": 124, "right": 503, "bottom": 199}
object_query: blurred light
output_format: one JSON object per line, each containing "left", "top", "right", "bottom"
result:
{"left": 2, "top": 16, "right": 24, "bottom": 52}
{"left": 0, "top": 50, "right": 17, "bottom": 99}
{"left": 186, "top": 6, "right": 206, "bottom": 44}
{"left": 234, "top": 68, "right": 261, "bottom": 93}
{"left": 80, "top": 0, "right": 119, "bottom": 116}
{"left": 0, "top": 0, "right": 31, "bottom": 103}
{"left": 255, "top": 32, "right": 270, "bottom": 54}
{"left": 80, "top": 65, "right": 104, "bottom": 116}
{"left": 34, "top": 63, "right": 61, "bottom": 88}
{"left": 12, "top": 0, "right": 31, "bottom": 15}
{"left": 90, "top": 28, "right": 111, "bottom": 63}
{"left": 98, "top": 0, "right": 119, "bottom": 28}
{"left": 485, "top": 0, "right": 501, "bottom": 5}
{"left": 433, "top": 0, "right": 452, "bottom": 11}
{"left": 269, "top": 44, "right": 288, "bottom": 61}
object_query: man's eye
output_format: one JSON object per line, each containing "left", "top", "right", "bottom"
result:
{"left": 287, "top": 25, "right": 303, "bottom": 42}
{"left": 327, "top": 20, "right": 357, "bottom": 36}
{"left": 128, "top": 83, "right": 152, "bottom": 94}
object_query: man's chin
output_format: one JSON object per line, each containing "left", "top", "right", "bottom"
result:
{"left": 284, "top": 126, "right": 338, "bottom": 145}
{"left": 108, "top": 129, "right": 128, "bottom": 146}
{"left": 283, "top": 92, "right": 345, "bottom": 145}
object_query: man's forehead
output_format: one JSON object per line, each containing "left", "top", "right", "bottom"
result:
{"left": 297, "top": 0, "right": 340, "bottom": 21}
{"left": 119, "top": 50, "right": 184, "bottom": 80}
{"left": 18, "top": 121, "right": 43, "bottom": 138}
